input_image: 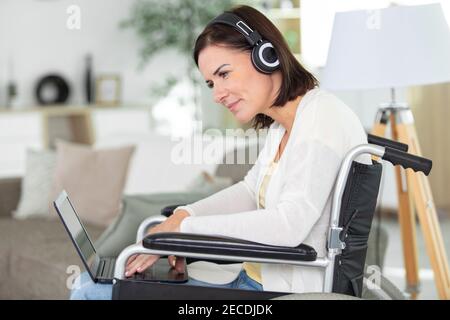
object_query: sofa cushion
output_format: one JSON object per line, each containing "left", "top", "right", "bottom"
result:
{"left": 14, "top": 149, "right": 56, "bottom": 219}
{"left": 0, "top": 177, "right": 21, "bottom": 218}
{"left": 50, "top": 140, "right": 135, "bottom": 228}
{"left": 0, "top": 217, "right": 103, "bottom": 299}
{"left": 0, "top": 219, "right": 12, "bottom": 298}
{"left": 95, "top": 133, "right": 219, "bottom": 195}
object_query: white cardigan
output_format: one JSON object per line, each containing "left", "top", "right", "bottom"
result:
{"left": 177, "top": 88, "right": 371, "bottom": 293}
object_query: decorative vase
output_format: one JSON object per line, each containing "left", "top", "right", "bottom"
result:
{"left": 84, "top": 54, "right": 94, "bottom": 104}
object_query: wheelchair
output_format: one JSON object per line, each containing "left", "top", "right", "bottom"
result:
{"left": 111, "top": 135, "right": 432, "bottom": 300}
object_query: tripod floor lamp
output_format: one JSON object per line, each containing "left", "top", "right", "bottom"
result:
{"left": 322, "top": 3, "right": 450, "bottom": 299}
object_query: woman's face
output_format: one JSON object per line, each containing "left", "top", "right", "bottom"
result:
{"left": 198, "top": 45, "right": 281, "bottom": 124}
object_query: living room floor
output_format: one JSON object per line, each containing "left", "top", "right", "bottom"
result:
{"left": 381, "top": 214, "right": 450, "bottom": 300}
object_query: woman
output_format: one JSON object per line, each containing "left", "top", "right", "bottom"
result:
{"left": 71, "top": 5, "right": 370, "bottom": 299}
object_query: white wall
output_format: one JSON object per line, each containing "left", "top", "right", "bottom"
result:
{"left": 0, "top": 0, "right": 187, "bottom": 108}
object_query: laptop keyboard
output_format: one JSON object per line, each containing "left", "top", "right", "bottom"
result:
{"left": 106, "top": 258, "right": 116, "bottom": 278}
{"left": 98, "top": 257, "right": 116, "bottom": 279}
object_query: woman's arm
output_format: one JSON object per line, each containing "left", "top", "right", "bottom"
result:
{"left": 179, "top": 140, "right": 342, "bottom": 247}
{"left": 174, "top": 180, "right": 256, "bottom": 217}
{"left": 126, "top": 145, "right": 266, "bottom": 277}
{"left": 173, "top": 147, "right": 264, "bottom": 217}
{"left": 126, "top": 155, "right": 263, "bottom": 277}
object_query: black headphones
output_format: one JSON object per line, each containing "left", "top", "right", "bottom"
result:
{"left": 208, "top": 12, "right": 280, "bottom": 74}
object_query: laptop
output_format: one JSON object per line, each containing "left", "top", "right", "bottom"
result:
{"left": 53, "top": 190, "right": 188, "bottom": 284}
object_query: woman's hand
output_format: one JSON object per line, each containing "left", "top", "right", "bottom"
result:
{"left": 125, "top": 210, "right": 190, "bottom": 277}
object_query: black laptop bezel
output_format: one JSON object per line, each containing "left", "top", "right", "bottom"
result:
{"left": 54, "top": 190, "right": 189, "bottom": 285}
{"left": 53, "top": 190, "right": 102, "bottom": 283}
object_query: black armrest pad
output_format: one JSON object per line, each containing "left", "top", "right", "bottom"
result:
{"left": 143, "top": 233, "right": 317, "bottom": 262}
{"left": 160, "top": 204, "right": 186, "bottom": 217}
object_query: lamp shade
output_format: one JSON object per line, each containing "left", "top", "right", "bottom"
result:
{"left": 321, "top": 4, "right": 450, "bottom": 90}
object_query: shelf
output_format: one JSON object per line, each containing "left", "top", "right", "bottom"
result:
{"left": 0, "top": 105, "right": 153, "bottom": 178}
{"left": 0, "top": 104, "right": 153, "bottom": 148}
{"left": 0, "top": 104, "right": 150, "bottom": 114}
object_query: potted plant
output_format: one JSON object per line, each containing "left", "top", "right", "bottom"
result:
{"left": 120, "top": 0, "right": 232, "bottom": 124}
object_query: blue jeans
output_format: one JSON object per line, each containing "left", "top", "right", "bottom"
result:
{"left": 70, "top": 269, "right": 263, "bottom": 300}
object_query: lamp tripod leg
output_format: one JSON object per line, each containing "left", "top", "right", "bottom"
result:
{"left": 389, "top": 112, "right": 421, "bottom": 299}
{"left": 394, "top": 110, "right": 450, "bottom": 300}
{"left": 372, "top": 108, "right": 420, "bottom": 299}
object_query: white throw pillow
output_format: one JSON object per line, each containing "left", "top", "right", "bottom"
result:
{"left": 94, "top": 133, "right": 219, "bottom": 195}
{"left": 13, "top": 149, "right": 57, "bottom": 219}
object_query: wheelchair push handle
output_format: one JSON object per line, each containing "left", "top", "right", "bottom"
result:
{"left": 382, "top": 147, "right": 432, "bottom": 176}
{"left": 368, "top": 134, "right": 409, "bottom": 152}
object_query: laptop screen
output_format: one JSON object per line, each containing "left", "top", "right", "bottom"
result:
{"left": 54, "top": 191, "right": 99, "bottom": 278}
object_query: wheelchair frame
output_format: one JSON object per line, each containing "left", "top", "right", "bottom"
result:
{"left": 111, "top": 135, "right": 431, "bottom": 299}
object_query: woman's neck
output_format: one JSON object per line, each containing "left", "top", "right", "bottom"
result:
{"left": 263, "top": 95, "right": 302, "bottom": 135}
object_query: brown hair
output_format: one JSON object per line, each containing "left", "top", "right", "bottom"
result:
{"left": 193, "top": 5, "right": 318, "bottom": 129}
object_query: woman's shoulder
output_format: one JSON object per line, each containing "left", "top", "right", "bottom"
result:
{"left": 299, "top": 88, "right": 362, "bottom": 127}
{"left": 294, "top": 88, "right": 368, "bottom": 153}
{"left": 301, "top": 88, "right": 351, "bottom": 116}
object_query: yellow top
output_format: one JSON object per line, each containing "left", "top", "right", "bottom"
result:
{"left": 243, "top": 159, "right": 279, "bottom": 284}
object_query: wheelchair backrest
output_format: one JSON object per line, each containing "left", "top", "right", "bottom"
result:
{"left": 332, "top": 160, "right": 382, "bottom": 297}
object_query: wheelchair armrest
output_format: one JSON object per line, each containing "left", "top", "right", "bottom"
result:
{"left": 136, "top": 216, "right": 167, "bottom": 242}
{"left": 143, "top": 232, "right": 317, "bottom": 262}
{"left": 160, "top": 204, "right": 186, "bottom": 217}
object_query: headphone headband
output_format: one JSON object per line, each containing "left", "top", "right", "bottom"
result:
{"left": 207, "top": 12, "right": 263, "bottom": 46}
{"left": 207, "top": 12, "right": 280, "bottom": 74}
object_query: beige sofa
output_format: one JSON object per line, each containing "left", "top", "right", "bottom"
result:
{"left": 0, "top": 156, "right": 252, "bottom": 299}
{"left": 0, "top": 177, "right": 105, "bottom": 299}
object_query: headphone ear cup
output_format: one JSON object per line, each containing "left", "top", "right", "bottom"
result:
{"left": 251, "top": 40, "right": 280, "bottom": 74}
